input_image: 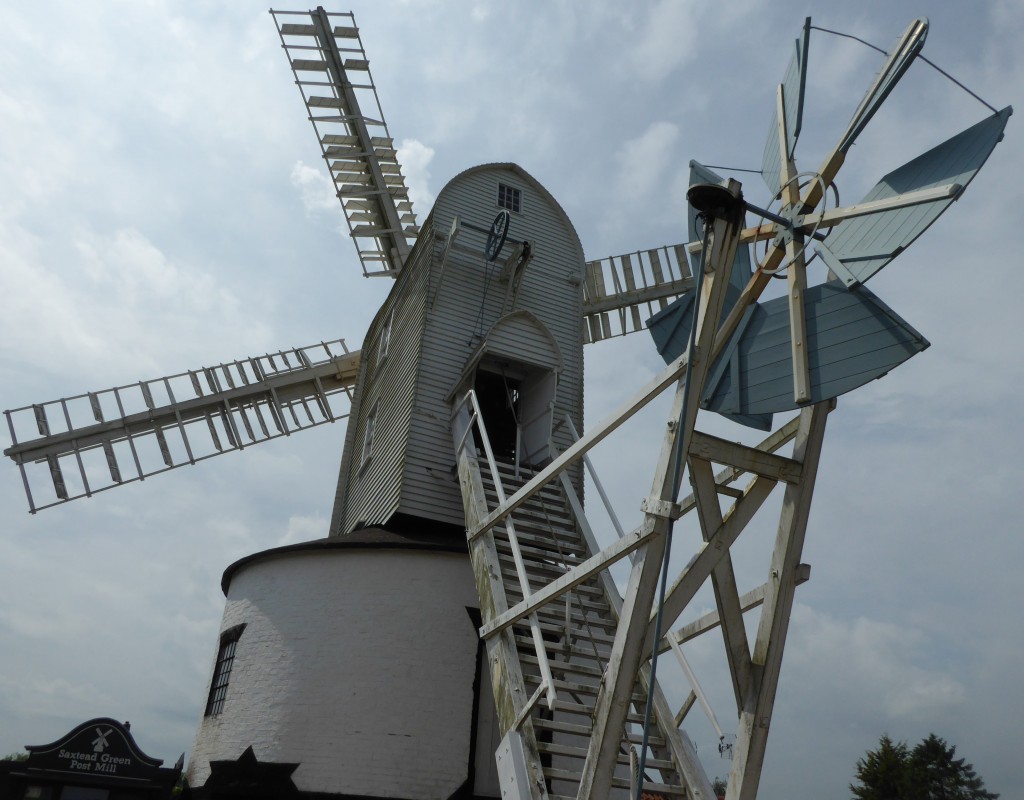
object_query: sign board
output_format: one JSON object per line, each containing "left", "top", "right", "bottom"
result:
{"left": 24, "top": 717, "right": 165, "bottom": 782}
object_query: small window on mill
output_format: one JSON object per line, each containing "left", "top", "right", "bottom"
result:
{"left": 498, "top": 183, "right": 521, "bottom": 213}
{"left": 360, "top": 405, "right": 377, "bottom": 468}
{"left": 379, "top": 309, "right": 393, "bottom": 362}
{"left": 205, "top": 623, "right": 246, "bottom": 717}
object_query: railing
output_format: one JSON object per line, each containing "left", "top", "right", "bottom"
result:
{"left": 451, "top": 388, "right": 557, "bottom": 714}
{"left": 564, "top": 414, "right": 626, "bottom": 541}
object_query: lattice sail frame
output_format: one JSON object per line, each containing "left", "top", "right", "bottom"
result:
{"left": 272, "top": 8, "right": 418, "bottom": 278}
{"left": 4, "top": 341, "right": 358, "bottom": 512}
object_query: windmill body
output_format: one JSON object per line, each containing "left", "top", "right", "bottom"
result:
{"left": 329, "top": 163, "right": 585, "bottom": 537}
{"left": 188, "top": 162, "right": 589, "bottom": 797}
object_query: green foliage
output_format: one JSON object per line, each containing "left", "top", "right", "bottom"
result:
{"left": 171, "top": 773, "right": 189, "bottom": 797}
{"left": 851, "top": 733, "right": 998, "bottom": 800}
{"left": 712, "top": 776, "right": 728, "bottom": 796}
{"left": 907, "top": 734, "right": 998, "bottom": 800}
{"left": 851, "top": 734, "right": 911, "bottom": 800}
{"left": 1, "top": 752, "right": 28, "bottom": 761}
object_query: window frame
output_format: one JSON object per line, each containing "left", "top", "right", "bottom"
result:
{"left": 360, "top": 404, "right": 377, "bottom": 470}
{"left": 378, "top": 309, "right": 393, "bottom": 363}
{"left": 204, "top": 623, "right": 246, "bottom": 717}
{"left": 497, "top": 182, "right": 522, "bottom": 214}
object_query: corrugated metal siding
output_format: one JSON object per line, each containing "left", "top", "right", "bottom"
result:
{"left": 401, "top": 165, "right": 586, "bottom": 526}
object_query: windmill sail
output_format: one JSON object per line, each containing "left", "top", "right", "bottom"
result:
{"left": 4, "top": 341, "right": 359, "bottom": 512}
{"left": 579, "top": 162, "right": 761, "bottom": 345}
{"left": 817, "top": 106, "right": 1013, "bottom": 287}
{"left": 272, "top": 9, "right": 418, "bottom": 277}
{"left": 836, "top": 18, "right": 929, "bottom": 154}
{"left": 581, "top": 244, "right": 694, "bottom": 342}
{"left": 648, "top": 281, "right": 930, "bottom": 417}
{"left": 761, "top": 17, "right": 810, "bottom": 195}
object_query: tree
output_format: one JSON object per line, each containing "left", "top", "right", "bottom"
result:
{"left": 850, "top": 734, "right": 998, "bottom": 800}
{"left": 712, "top": 776, "right": 727, "bottom": 797}
{"left": 851, "top": 734, "right": 911, "bottom": 800}
{"left": 0, "top": 752, "right": 27, "bottom": 762}
{"left": 906, "top": 734, "right": 998, "bottom": 800}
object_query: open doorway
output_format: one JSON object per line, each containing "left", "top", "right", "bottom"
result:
{"left": 471, "top": 362, "right": 556, "bottom": 470}
{"left": 472, "top": 370, "right": 520, "bottom": 463}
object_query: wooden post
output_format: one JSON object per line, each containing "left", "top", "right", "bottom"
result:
{"left": 577, "top": 185, "right": 744, "bottom": 800}
{"left": 727, "top": 401, "right": 830, "bottom": 800}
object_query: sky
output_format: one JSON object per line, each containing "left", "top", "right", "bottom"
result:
{"left": 1, "top": 1, "right": 1021, "bottom": 797}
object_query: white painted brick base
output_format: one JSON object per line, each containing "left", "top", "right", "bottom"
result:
{"left": 188, "top": 543, "right": 482, "bottom": 798}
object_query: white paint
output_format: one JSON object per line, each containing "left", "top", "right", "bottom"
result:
{"left": 188, "top": 542, "right": 484, "bottom": 798}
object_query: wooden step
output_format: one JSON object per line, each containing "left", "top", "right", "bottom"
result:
{"left": 524, "top": 675, "right": 645, "bottom": 704}
{"left": 540, "top": 767, "right": 687, "bottom": 796}
{"left": 530, "top": 716, "right": 668, "bottom": 751}
{"left": 531, "top": 605, "right": 617, "bottom": 629}
{"left": 513, "top": 634, "right": 613, "bottom": 661}
{"left": 493, "top": 525, "right": 586, "bottom": 551}
{"left": 493, "top": 524, "right": 586, "bottom": 551}
{"left": 494, "top": 539, "right": 586, "bottom": 564}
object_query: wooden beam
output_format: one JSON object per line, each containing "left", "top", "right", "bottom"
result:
{"left": 644, "top": 474, "right": 778, "bottom": 655}
{"left": 582, "top": 276, "right": 695, "bottom": 315}
{"left": 577, "top": 185, "right": 746, "bottom": 799}
{"left": 794, "top": 182, "right": 961, "bottom": 230}
{"left": 771, "top": 83, "right": 812, "bottom": 406}
{"left": 710, "top": 119, "right": 853, "bottom": 370}
{"left": 478, "top": 524, "right": 655, "bottom": 639}
{"left": 689, "top": 430, "right": 802, "bottom": 484}
{"left": 561, "top": 475, "right": 712, "bottom": 799}
{"left": 690, "top": 456, "right": 755, "bottom": 715}
{"left": 640, "top": 663, "right": 717, "bottom": 800}
{"left": 575, "top": 379, "right": 686, "bottom": 800}
{"left": 734, "top": 183, "right": 962, "bottom": 246}
{"left": 452, "top": 406, "right": 549, "bottom": 800}
{"left": 728, "top": 402, "right": 830, "bottom": 800}
{"left": 662, "top": 563, "right": 812, "bottom": 652}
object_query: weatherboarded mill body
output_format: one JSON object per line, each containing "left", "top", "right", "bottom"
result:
{"left": 187, "top": 164, "right": 588, "bottom": 799}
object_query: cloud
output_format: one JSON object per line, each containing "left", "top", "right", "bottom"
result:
{"left": 397, "top": 138, "right": 436, "bottom": 215}
{"left": 787, "top": 605, "right": 966, "bottom": 721}
{"left": 616, "top": 121, "right": 681, "bottom": 200}
{"left": 290, "top": 161, "right": 338, "bottom": 215}
{"left": 278, "top": 514, "right": 329, "bottom": 547}
{"left": 627, "top": 1, "right": 700, "bottom": 82}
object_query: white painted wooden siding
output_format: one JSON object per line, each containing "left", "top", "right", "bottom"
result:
{"left": 334, "top": 165, "right": 586, "bottom": 534}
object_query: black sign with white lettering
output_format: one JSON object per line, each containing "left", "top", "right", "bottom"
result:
{"left": 25, "top": 717, "right": 164, "bottom": 782}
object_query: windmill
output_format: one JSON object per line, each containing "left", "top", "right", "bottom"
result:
{"left": 1, "top": 9, "right": 1010, "bottom": 800}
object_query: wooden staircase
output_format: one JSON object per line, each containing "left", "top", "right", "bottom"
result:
{"left": 455, "top": 440, "right": 704, "bottom": 800}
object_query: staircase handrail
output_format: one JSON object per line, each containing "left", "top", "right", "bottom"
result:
{"left": 451, "top": 388, "right": 557, "bottom": 712}
{"left": 564, "top": 413, "right": 627, "bottom": 541}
